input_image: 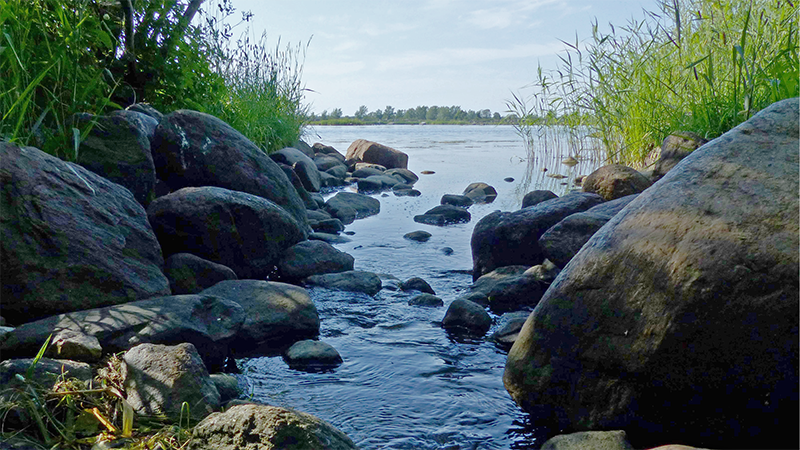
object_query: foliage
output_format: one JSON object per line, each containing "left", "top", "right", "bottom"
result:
{"left": 509, "top": 0, "right": 799, "bottom": 166}
{"left": 309, "top": 104, "right": 509, "bottom": 125}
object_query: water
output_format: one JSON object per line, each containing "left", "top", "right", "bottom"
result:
{"left": 238, "top": 125, "right": 597, "bottom": 449}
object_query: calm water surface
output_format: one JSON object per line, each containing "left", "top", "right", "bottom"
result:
{"left": 238, "top": 125, "right": 599, "bottom": 449}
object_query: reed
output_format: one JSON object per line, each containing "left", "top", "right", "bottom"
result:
{"left": 510, "top": 0, "right": 799, "bottom": 167}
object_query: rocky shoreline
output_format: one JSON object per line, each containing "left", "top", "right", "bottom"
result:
{"left": 1, "top": 98, "right": 798, "bottom": 449}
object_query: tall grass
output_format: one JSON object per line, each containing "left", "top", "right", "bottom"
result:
{"left": 509, "top": 0, "right": 799, "bottom": 167}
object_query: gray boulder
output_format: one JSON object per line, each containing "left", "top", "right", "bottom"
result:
{"left": 278, "top": 163, "right": 319, "bottom": 211}
{"left": 352, "top": 166, "right": 385, "bottom": 178}
{"left": 504, "top": 98, "right": 800, "bottom": 449}
{"left": 325, "top": 192, "right": 380, "bottom": 225}
{"left": 521, "top": 190, "right": 558, "bottom": 209}
{"left": 309, "top": 232, "right": 352, "bottom": 244}
{"left": 539, "top": 194, "right": 638, "bottom": 268}
{"left": 313, "top": 143, "right": 346, "bottom": 161}
{"left": 164, "top": 253, "right": 238, "bottom": 295}
{"left": 385, "top": 168, "right": 418, "bottom": 184}
{"left": 110, "top": 109, "right": 159, "bottom": 143}
{"left": 0, "top": 143, "right": 170, "bottom": 324}
{"left": 471, "top": 192, "right": 603, "bottom": 280}
{"left": 346, "top": 139, "right": 408, "bottom": 169}
{"left": 283, "top": 340, "right": 343, "bottom": 371}
{"left": 200, "top": 280, "right": 320, "bottom": 351}
{"left": 314, "top": 154, "right": 346, "bottom": 172}
{"left": 151, "top": 109, "right": 307, "bottom": 226}
{"left": 408, "top": 294, "right": 443, "bottom": 307}
{"left": 270, "top": 147, "right": 322, "bottom": 193}
{"left": 189, "top": 404, "right": 357, "bottom": 450}
{"left": 541, "top": 430, "right": 634, "bottom": 450}
{"left": 0, "top": 294, "right": 245, "bottom": 372}
{"left": 404, "top": 230, "right": 432, "bottom": 242}
{"left": 399, "top": 277, "right": 435, "bottom": 294}
{"left": 44, "top": 329, "right": 103, "bottom": 363}
{"left": 463, "top": 182, "right": 497, "bottom": 204}
{"left": 304, "top": 271, "right": 382, "bottom": 296}
{"left": 490, "top": 311, "right": 531, "bottom": 349}
{"left": 582, "top": 164, "right": 652, "bottom": 201}
{"left": 652, "top": 131, "right": 708, "bottom": 182}
{"left": 414, "top": 204, "right": 471, "bottom": 226}
{"left": 441, "top": 194, "right": 473, "bottom": 208}
{"left": 325, "top": 164, "right": 348, "bottom": 179}
{"left": 466, "top": 265, "right": 546, "bottom": 313}
{"left": 442, "top": 299, "right": 492, "bottom": 337}
{"left": 148, "top": 187, "right": 306, "bottom": 279}
{"left": 210, "top": 373, "right": 241, "bottom": 404}
{"left": 123, "top": 343, "right": 220, "bottom": 420}
{"left": 127, "top": 103, "right": 164, "bottom": 121}
{"left": 278, "top": 240, "right": 355, "bottom": 282}
{"left": 394, "top": 188, "right": 421, "bottom": 197}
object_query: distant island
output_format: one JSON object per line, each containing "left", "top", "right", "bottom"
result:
{"left": 309, "top": 105, "right": 515, "bottom": 125}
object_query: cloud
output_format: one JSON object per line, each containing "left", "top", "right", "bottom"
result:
{"left": 464, "top": 0, "right": 566, "bottom": 30}
{"left": 375, "top": 42, "right": 563, "bottom": 72}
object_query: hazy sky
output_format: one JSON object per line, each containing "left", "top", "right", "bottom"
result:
{"left": 227, "top": 0, "right": 656, "bottom": 115}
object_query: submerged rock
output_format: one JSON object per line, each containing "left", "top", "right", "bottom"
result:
{"left": 442, "top": 298, "right": 492, "bottom": 337}
{"left": 414, "top": 204, "right": 471, "bottom": 226}
{"left": 304, "top": 271, "right": 383, "bottom": 296}
{"left": 462, "top": 182, "right": 497, "bottom": 204}
{"left": 283, "top": 340, "right": 343, "bottom": 371}
{"left": 408, "top": 294, "right": 444, "bottom": 308}
{"left": 404, "top": 230, "right": 432, "bottom": 242}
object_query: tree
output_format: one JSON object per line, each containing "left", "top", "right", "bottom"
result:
{"left": 384, "top": 105, "right": 395, "bottom": 121}
{"left": 330, "top": 108, "right": 343, "bottom": 119}
{"left": 355, "top": 105, "right": 369, "bottom": 119}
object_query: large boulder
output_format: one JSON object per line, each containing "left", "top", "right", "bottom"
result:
{"left": 471, "top": 192, "right": 603, "bottom": 280}
{"left": 189, "top": 403, "right": 357, "bottom": 450}
{"left": 71, "top": 113, "right": 157, "bottom": 205}
{"left": 582, "top": 164, "right": 652, "bottom": 201}
{"left": 0, "top": 143, "right": 170, "bottom": 324}
{"left": 123, "top": 343, "right": 220, "bottom": 420}
{"left": 442, "top": 298, "right": 492, "bottom": 337}
{"left": 200, "top": 280, "right": 320, "bottom": 352}
{"left": 164, "top": 253, "right": 238, "bottom": 295}
{"left": 465, "top": 266, "right": 546, "bottom": 313}
{"left": 278, "top": 240, "right": 355, "bottom": 282}
{"left": 345, "top": 139, "right": 408, "bottom": 169}
{"left": 151, "top": 109, "right": 307, "bottom": 225}
{"left": 324, "top": 192, "right": 380, "bottom": 225}
{"left": 504, "top": 99, "right": 800, "bottom": 449}
{"left": 109, "top": 109, "right": 159, "bottom": 143}
{"left": 539, "top": 194, "right": 638, "bottom": 268}
{"left": 651, "top": 131, "right": 708, "bottom": 182}
{"left": 270, "top": 147, "right": 322, "bottom": 193}
{"left": 148, "top": 187, "right": 306, "bottom": 279}
{"left": 0, "top": 294, "right": 245, "bottom": 372}
{"left": 521, "top": 190, "right": 558, "bottom": 209}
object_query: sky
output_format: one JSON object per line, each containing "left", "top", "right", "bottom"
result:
{"left": 225, "top": 0, "right": 657, "bottom": 116}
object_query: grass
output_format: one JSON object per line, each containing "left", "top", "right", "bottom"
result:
{"left": 0, "top": 0, "right": 310, "bottom": 158}
{"left": 509, "top": 0, "right": 799, "bottom": 167}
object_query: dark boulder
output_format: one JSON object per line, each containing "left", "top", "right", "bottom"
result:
{"left": 414, "top": 204, "right": 471, "bottom": 226}
{"left": 352, "top": 166, "right": 385, "bottom": 178}
{"left": 151, "top": 109, "right": 307, "bottom": 226}
{"left": 304, "top": 271, "right": 382, "bottom": 296}
{"left": 110, "top": 109, "right": 159, "bottom": 143}
{"left": 539, "top": 194, "right": 638, "bottom": 268}
{"left": 278, "top": 240, "right": 355, "bottom": 282}
{"left": 385, "top": 168, "right": 418, "bottom": 184}
{"left": 277, "top": 163, "right": 319, "bottom": 211}
{"left": 394, "top": 188, "right": 421, "bottom": 197}
{"left": 442, "top": 299, "right": 492, "bottom": 337}
{"left": 345, "top": 139, "right": 408, "bottom": 169}
{"left": 148, "top": 187, "right": 305, "bottom": 279}
{"left": 490, "top": 311, "right": 532, "bottom": 349}
{"left": 399, "top": 277, "right": 435, "bottom": 294}
{"left": 504, "top": 98, "right": 800, "bottom": 449}
{"left": 440, "top": 194, "right": 473, "bottom": 208}
{"left": 652, "top": 131, "right": 708, "bottom": 182}
{"left": 283, "top": 339, "right": 343, "bottom": 371}
{"left": 127, "top": 103, "right": 164, "bottom": 121}
{"left": 314, "top": 154, "right": 346, "bottom": 172}
{"left": 324, "top": 192, "right": 380, "bottom": 225}
{"left": 521, "top": 190, "right": 558, "bottom": 209}
{"left": 404, "top": 230, "right": 432, "bottom": 242}
{"left": 201, "top": 280, "right": 320, "bottom": 352}
{"left": 270, "top": 147, "right": 322, "bottom": 193}
{"left": 408, "top": 294, "right": 443, "bottom": 307}
{"left": 313, "top": 143, "right": 346, "bottom": 161}
{"left": 471, "top": 192, "right": 603, "bottom": 280}
{"left": 466, "top": 266, "right": 546, "bottom": 313}
{"left": 0, "top": 143, "right": 170, "bottom": 324}
{"left": 582, "top": 164, "right": 652, "bottom": 201}
{"left": 164, "top": 253, "right": 238, "bottom": 295}
{"left": 463, "top": 182, "right": 497, "bottom": 204}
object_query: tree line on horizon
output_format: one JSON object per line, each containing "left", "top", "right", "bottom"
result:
{"left": 309, "top": 104, "right": 512, "bottom": 125}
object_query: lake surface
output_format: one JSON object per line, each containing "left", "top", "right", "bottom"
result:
{"left": 238, "top": 125, "right": 601, "bottom": 449}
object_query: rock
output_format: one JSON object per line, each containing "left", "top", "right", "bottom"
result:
{"left": 408, "top": 294, "right": 443, "bottom": 307}
{"left": 490, "top": 311, "right": 531, "bottom": 349}
{"left": 164, "top": 253, "right": 238, "bottom": 295}
{"left": 283, "top": 340, "right": 343, "bottom": 371}
{"left": 354, "top": 162, "right": 387, "bottom": 172}
{"left": 127, "top": 103, "right": 164, "bottom": 121}
{"left": 310, "top": 218, "right": 346, "bottom": 234}
{"left": 385, "top": 168, "right": 418, "bottom": 184}
{"left": 325, "top": 164, "right": 348, "bottom": 179}
{"left": 309, "top": 232, "right": 352, "bottom": 244}
{"left": 466, "top": 266, "right": 546, "bottom": 313}
{"left": 310, "top": 193, "right": 326, "bottom": 209}
{"left": 399, "top": 277, "right": 435, "bottom": 295}
{"left": 364, "top": 174, "right": 402, "bottom": 190}
{"left": 539, "top": 194, "right": 638, "bottom": 268}
{"left": 307, "top": 209, "right": 332, "bottom": 221}
{"left": 521, "top": 190, "right": 558, "bottom": 209}
{"left": 414, "top": 204, "right": 471, "bottom": 226}
{"left": 356, "top": 177, "right": 385, "bottom": 193}
{"left": 541, "top": 431, "right": 634, "bottom": 450}
{"left": 291, "top": 139, "right": 316, "bottom": 159}
{"left": 277, "top": 163, "right": 319, "bottom": 211}
{"left": 394, "top": 188, "right": 421, "bottom": 197}
{"left": 378, "top": 273, "right": 401, "bottom": 291}
{"left": 278, "top": 240, "right": 355, "bottom": 282}
{"left": 210, "top": 373, "right": 241, "bottom": 404}
{"left": 0, "top": 143, "right": 170, "bottom": 323}
{"left": 148, "top": 187, "right": 305, "bottom": 279}
{"left": 109, "top": 109, "right": 159, "bottom": 142}
{"left": 201, "top": 280, "right": 320, "bottom": 351}
{"left": 652, "top": 131, "right": 708, "bottom": 182}
{"left": 189, "top": 403, "right": 357, "bottom": 450}
{"left": 582, "top": 164, "right": 652, "bottom": 200}
{"left": 440, "top": 247, "right": 454, "bottom": 256}
{"left": 440, "top": 194, "right": 473, "bottom": 208}
{"left": 421, "top": 170, "right": 435, "bottom": 175}
{"left": 463, "top": 182, "right": 498, "bottom": 204}
{"left": 442, "top": 299, "right": 492, "bottom": 337}
{"left": 471, "top": 192, "right": 603, "bottom": 280}
{"left": 523, "top": 260, "right": 561, "bottom": 284}
{"left": 0, "top": 358, "right": 92, "bottom": 391}
{"left": 45, "top": 329, "right": 102, "bottom": 363}
{"left": 325, "top": 192, "right": 380, "bottom": 225}
{"left": 352, "top": 166, "right": 385, "bottom": 178}
{"left": 123, "top": 343, "right": 220, "bottom": 420}
{"left": 504, "top": 99, "right": 800, "bottom": 449}
{"left": 270, "top": 147, "right": 322, "bottom": 193}
{"left": 304, "top": 271, "right": 382, "bottom": 296}
{"left": 313, "top": 143, "right": 346, "bottom": 161}
{"left": 1, "top": 294, "right": 245, "bottom": 371}
{"left": 151, "top": 110, "right": 307, "bottom": 226}
{"left": 346, "top": 139, "right": 409, "bottom": 169}
{"left": 314, "top": 155, "right": 346, "bottom": 172}
{"left": 404, "top": 230, "right": 432, "bottom": 242}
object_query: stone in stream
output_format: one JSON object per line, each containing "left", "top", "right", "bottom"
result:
{"left": 464, "top": 265, "right": 546, "bottom": 313}
{"left": 462, "top": 182, "right": 497, "bottom": 204}
{"left": 414, "top": 204, "right": 471, "bottom": 226}
{"left": 189, "top": 404, "right": 358, "bottom": 450}
{"left": 151, "top": 109, "right": 307, "bottom": 226}
{"left": 303, "top": 271, "right": 383, "bottom": 296}
{"left": 540, "top": 430, "right": 634, "bottom": 450}
{"left": 399, "top": 277, "right": 436, "bottom": 295}
{"left": 490, "top": 311, "right": 532, "bottom": 349}
{"left": 442, "top": 298, "right": 492, "bottom": 337}
{"left": 504, "top": 98, "right": 799, "bottom": 449}
{"left": 408, "top": 294, "right": 443, "bottom": 308}
{"left": 385, "top": 168, "right": 419, "bottom": 184}
{"left": 394, "top": 188, "right": 422, "bottom": 197}
{"left": 1, "top": 143, "right": 170, "bottom": 324}
{"left": 283, "top": 339, "right": 343, "bottom": 371}
{"left": 270, "top": 147, "right": 322, "bottom": 193}
{"left": 404, "top": 230, "right": 432, "bottom": 242}
{"left": 521, "top": 190, "right": 558, "bottom": 209}
{"left": 440, "top": 194, "right": 474, "bottom": 208}
{"left": 324, "top": 191, "right": 381, "bottom": 225}
{"left": 277, "top": 240, "right": 355, "bottom": 282}
{"left": 346, "top": 139, "right": 409, "bottom": 169}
